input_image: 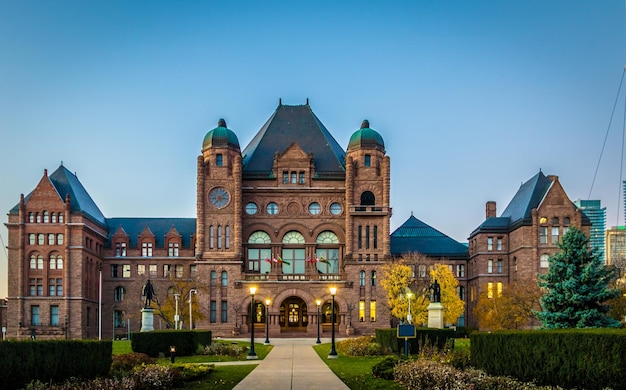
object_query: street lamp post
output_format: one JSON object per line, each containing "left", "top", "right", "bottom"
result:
{"left": 328, "top": 287, "right": 338, "bottom": 359}
{"left": 264, "top": 298, "right": 271, "bottom": 345}
{"left": 112, "top": 306, "right": 116, "bottom": 341}
{"left": 247, "top": 287, "right": 258, "bottom": 360}
{"left": 188, "top": 289, "right": 197, "bottom": 330}
{"left": 407, "top": 291, "right": 413, "bottom": 324}
{"left": 316, "top": 299, "right": 321, "bottom": 344}
{"left": 174, "top": 293, "right": 180, "bottom": 330}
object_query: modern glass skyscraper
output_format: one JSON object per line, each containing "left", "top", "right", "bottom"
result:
{"left": 575, "top": 199, "right": 606, "bottom": 263}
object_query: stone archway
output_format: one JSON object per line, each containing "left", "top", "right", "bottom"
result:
{"left": 279, "top": 296, "right": 308, "bottom": 333}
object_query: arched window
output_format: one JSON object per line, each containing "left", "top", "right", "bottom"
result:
{"left": 225, "top": 225, "right": 230, "bottom": 249}
{"left": 58, "top": 212, "right": 63, "bottom": 223}
{"left": 209, "top": 225, "right": 215, "bottom": 249}
{"left": 551, "top": 217, "right": 559, "bottom": 225}
{"left": 221, "top": 271, "right": 228, "bottom": 287}
{"left": 51, "top": 212, "right": 57, "bottom": 223}
{"left": 36, "top": 212, "right": 41, "bottom": 223}
{"left": 210, "top": 271, "right": 217, "bottom": 286}
{"left": 247, "top": 231, "right": 271, "bottom": 273}
{"left": 217, "top": 225, "right": 223, "bottom": 249}
{"left": 360, "top": 191, "right": 375, "bottom": 205}
{"left": 316, "top": 231, "right": 339, "bottom": 274}
{"left": 371, "top": 270, "right": 377, "bottom": 286}
{"left": 322, "top": 300, "right": 339, "bottom": 323}
{"left": 282, "top": 231, "right": 305, "bottom": 274}
{"left": 114, "top": 286, "right": 125, "bottom": 302}
{"left": 359, "top": 270, "right": 365, "bottom": 286}
{"left": 43, "top": 211, "right": 49, "bottom": 223}
{"left": 29, "top": 212, "right": 34, "bottom": 223}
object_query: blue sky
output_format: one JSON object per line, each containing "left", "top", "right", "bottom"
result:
{"left": 1, "top": 1, "right": 625, "bottom": 297}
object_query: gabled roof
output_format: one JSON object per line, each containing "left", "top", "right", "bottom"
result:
{"left": 105, "top": 218, "right": 196, "bottom": 249}
{"left": 241, "top": 103, "right": 346, "bottom": 177}
{"left": 390, "top": 214, "right": 468, "bottom": 259}
{"left": 500, "top": 171, "right": 552, "bottom": 223}
{"left": 12, "top": 165, "right": 107, "bottom": 225}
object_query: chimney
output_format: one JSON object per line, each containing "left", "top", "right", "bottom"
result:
{"left": 486, "top": 201, "right": 497, "bottom": 218}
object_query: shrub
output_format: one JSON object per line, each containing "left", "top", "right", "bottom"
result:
{"left": 173, "top": 363, "right": 214, "bottom": 381}
{"left": 336, "top": 335, "right": 390, "bottom": 356}
{"left": 131, "top": 364, "right": 178, "bottom": 390}
{"left": 201, "top": 341, "right": 247, "bottom": 356}
{"left": 110, "top": 352, "right": 154, "bottom": 378}
{"left": 372, "top": 356, "right": 401, "bottom": 380}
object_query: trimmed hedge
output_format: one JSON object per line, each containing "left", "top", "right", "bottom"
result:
{"left": 131, "top": 330, "right": 212, "bottom": 357}
{"left": 375, "top": 327, "right": 453, "bottom": 354}
{"left": 0, "top": 340, "right": 112, "bottom": 390}
{"left": 471, "top": 329, "right": 626, "bottom": 390}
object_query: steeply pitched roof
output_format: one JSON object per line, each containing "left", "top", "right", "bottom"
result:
{"left": 105, "top": 218, "right": 196, "bottom": 249}
{"left": 241, "top": 103, "right": 346, "bottom": 177}
{"left": 500, "top": 171, "right": 552, "bottom": 223}
{"left": 391, "top": 214, "right": 468, "bottom": 258}
{"left": 12, "top": 165, "right": 107, "bottom": 225}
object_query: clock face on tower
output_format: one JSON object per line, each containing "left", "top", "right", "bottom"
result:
{"left": 209, "top": 187, "right": 230, "bottom": 209}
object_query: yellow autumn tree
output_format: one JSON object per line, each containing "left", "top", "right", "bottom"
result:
{"left": 155, "top": 277, "right": 206, "bottom": 329}
{"left": 429, "top": 263, "right": 464, "bottom": 325}
{"left": 473, "top": 279, "right": 541, "bottom": 330}
{"left": 380, "top": 259, "right": 429, "bottom": 325}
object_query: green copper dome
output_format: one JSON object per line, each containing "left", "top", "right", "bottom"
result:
{"left": 347, "top": 120, "right": 385, "bottom": 152}
{"left": 202, "top": 119, "right": 240, "bottom": 151}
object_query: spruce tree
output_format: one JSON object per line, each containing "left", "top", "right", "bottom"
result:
{"left": 537, "top": 226, "right": 622, "bottom": 328}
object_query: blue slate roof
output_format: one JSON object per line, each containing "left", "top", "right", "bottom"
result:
{"left": 241, "top": 103, "right": 346, "bottom": 178}
{"left": 500, "top": 171, "right": 552, "bottom": 223}
{"left": 106, "top": 217, "right": 196, "bottom": 249}
{"left": 11, "top": 165, "right": 107, "bottom": 226}
{"left": 391, "top": 214, "right": 469, "bottom": 258}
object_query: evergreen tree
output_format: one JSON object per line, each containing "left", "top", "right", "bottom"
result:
{"left": 537, "top": 227, "right": 622, "bottom": 328}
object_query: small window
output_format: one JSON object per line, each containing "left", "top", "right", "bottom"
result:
{"left": 551, "top": 227, "right": 559, "bottom": 244}
{"left": 370, "top": 301, "right": 376, "bottom": 322}
{"left": 497, "top": 259, "right": 503, "bottom": 273}
{"left": 539, "top": 227, "right": 548, "bottom": 244}
{"left": 221, "top": 271, "right": 228, "bottom": 286}
{"left": 291, "top": 172, "right": 297, "bottom": 183}
{"left": 267, "top": 202, "right": 279, "bottom": 215}
{"left": 58, "top": 213, "right": 63, "bottom": 223}
{"left": 43, "top": 211, "right": 49, "bottom": 223}
{"left": 245, "top": 202, "right": 258, "bottom": 215}
{"left": 149, "top": 264, "right": 157, "bottom": 277}
{"left": 359, "top": 270, "right": 365, "bottom": 286}
{"left": 370, "top": 271, "right": 377, "bottom": 286}
{"left": 487, "top": 237, "right": 493, "bottom": 251}
{"left": 114, "top": 286, "right": 125, "bottom": 302}
{"left": 308, "top": 202, "right": 321, "bottom": 215}
{"left": 38, "top": 234, "right": 44, "bottom": 245}
{"left": 282, "top": 171, "right": 289, "bottom": 184}
{"left": 364, "top": 154, "right": 371, "bottom": 167}
{"left": 487, "top": 259, "right": 493, "bottom": 273}
{"left": 137, "top": 265, "right": 146, "bottom": 275}
{"left": 299, "top": 171, "right": 305, "bottom": 184}
{"left": 563, "top": 217, "right": 570, "bottom": 225}
{"left": 168, "top": 242, "right": 179, "bottom": 257}
{"left": 216, "top": 154, "right": 223, "bottom": 166}
{"left": 29, "top": 212, "right": 34, "bottom": 223}
{"left": 330, "top": 202, "right": 342, "bottom": 215}
{"left": 51, "top": 213, "right": 57, "bottom": 223}
{"left": 497, "top": 238, "right": 502, "bottom": 251}
{"left": 551, "top": 217, "right": 559, "bottom": 225}
{"left": 540, "top": 254, "right": 549, "bottom": 268}
{"left": 57, "top": 234, "right": 63, "bottom": 245}
{"left": 48, "top": 234, "right": 55, "bottom": 245}
{"left": 29, "top": 234, "right": 35, "bottom": 245}
{"left": 175, "top": 265, "right": 183, "bottom": 278}
{"left": 123, "top": 265, "right": 131, "bottom": 278}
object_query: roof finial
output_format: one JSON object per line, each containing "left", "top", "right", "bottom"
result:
{"left": 61, "top": 161, "right": 63, "bottom": 166}
{"left": 218, "top": 118, "right": 227, "bottom": 128}
{"left": 279, "top": 98, "right": 282, "bottom": 106}
{"left": 44, "top": 169, "right": 48, "bottom": 177}
{"left": 411, "top": 210, "right": 413, "bottom": 216}
{"left": 306, "top": 98, "right": 309, "bottom": 105}
{"left": 361, "top": 119, "right": 370, "bottom": 129}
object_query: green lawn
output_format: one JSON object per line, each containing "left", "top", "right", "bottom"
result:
{"left": 313, "top": 344, "right": 404, "bottom": 390}
{"left": 184, "top": 365, "right": 258, "bottom": 390}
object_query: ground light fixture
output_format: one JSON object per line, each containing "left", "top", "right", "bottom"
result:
{"left": 247, "top": 287, "right": 258, "bottom": 360}
{"left": 328, "top": 287, "right": 338, "bottom": 359}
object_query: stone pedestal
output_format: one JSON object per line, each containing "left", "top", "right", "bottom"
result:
{"left": 427, "top": 302, "right": 444, "bottom": 329}
{"left": 141, "top": 308, "right": 155, "bottom": 332}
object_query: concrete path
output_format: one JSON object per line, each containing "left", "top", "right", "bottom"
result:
{"left": 227, "top": 338, "right": 349, "bottom": 390}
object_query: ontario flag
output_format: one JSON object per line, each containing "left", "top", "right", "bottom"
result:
{"left": 318, "top": 255, "right": 330, "bottom": 265}
{"left": 264, "top": 257, "right": 272, "bottom": 263}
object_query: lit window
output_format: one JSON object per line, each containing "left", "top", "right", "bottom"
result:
{"left": 497, "top": 282, "right": 503, "bottom": 297}
{"left": 123, "top": 265, "right": 131, "bottom": 278}
{"left": 457, "top": 264, "right": 465, "bottom": 278}
{"left": 43, "top": 211, "right": 49, "bottom": 223}
{"left": 359, "top": 300, "right": 365, "bottom": 322}
{"left": 190, "top": 265, "right": 197, "bottom": 278}
{"left": 175, "top": 265, "right": 183, "bottom": 278}
{"left": 137, "top": 265, "right": 145, "bottom": 275}
{"left": 487, "top": 282, "right": 493, "bottom": 299}
{"left": 164, "top": 264, "right": 171, "bottom": 277}
{"left": 371, "top": 271, "right": 377, "bottom": 286}
{"left": 370, "top": 301, "right": 376, "bottom": 322}
{"left": 36, "top": 213, "right": 41, "bottom": 223}
{"left": 149, "top": 264, "right": 157, "bottom": 277}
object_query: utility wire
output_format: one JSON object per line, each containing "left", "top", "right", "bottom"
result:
{"left": 588, "top": 67, "right": 626, "bottom": 200}
{"left": 618, "top": 89, "right": 626, "bottom": 227}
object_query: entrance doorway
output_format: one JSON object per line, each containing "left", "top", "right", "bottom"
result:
{"left": 279, "top": 296, "right": 308, "bottom": 332}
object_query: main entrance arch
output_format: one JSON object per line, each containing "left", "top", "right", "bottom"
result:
{"left": 279, "top": 296, "right": 308, "bottom": 332}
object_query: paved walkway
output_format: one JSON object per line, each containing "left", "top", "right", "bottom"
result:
{"left": 222, "top": 338, "right": 349, "bottom": 390}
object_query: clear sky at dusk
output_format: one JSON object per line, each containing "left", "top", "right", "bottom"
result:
{"left": 1, "top": 1, "right": 626, "bottom": 297}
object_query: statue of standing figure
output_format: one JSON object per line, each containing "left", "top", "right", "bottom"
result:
{"left": 142, "top": 280, "right": 157, "bottom": 308}
{"left": 430, "top": 279, "right": 441, "bottom": 303}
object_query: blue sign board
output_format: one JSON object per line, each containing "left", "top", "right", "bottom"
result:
{"left": 397, "top": 324, "right": 416, "bottom": 338}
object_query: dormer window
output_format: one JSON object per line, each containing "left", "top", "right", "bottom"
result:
{"left": 216, "top": 154, "right": 223, "bottom": 166}
{"left": 115, "top": 242, "right": 127, "bottom": 257}
{"left": 142, "top": 242, "right": 153, "bottom": 257}
{"left": 283, "top": 171, "right": 289, "bottom": 183}
{"left": 364, "top": 154, "right": 371, "bottom": 167}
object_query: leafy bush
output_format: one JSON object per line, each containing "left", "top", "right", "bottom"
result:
{"left": 131, "top": 364, "right": 179, "bottom": 390}
{"left": 372, "top": 356, "right": 401, "bottom": 380}
{"left": 110, "top": 352, "right": 154, "bottom": 378}
{"left": 172, "top": 363, "right": 214, "bottom": 381}
{"left": 336, "top": 335, "right": 390, "bottom": 356}
{"left": 201, "top": 341, "right": 247, "bottom": 356}
{"left": 394, "top": 359, "right": 563, "bottom": 390}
